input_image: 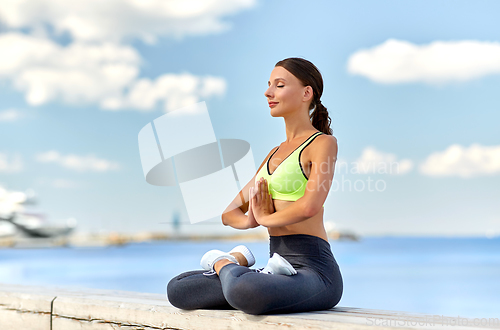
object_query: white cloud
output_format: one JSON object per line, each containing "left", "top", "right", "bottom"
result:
{"left": 0, "top": 0, "right": 256, "bottom": 44}
{"left": 103, "top": 73, "right": 226, "bottom": 112}
{"left": 347, "top": 39, "right": 500, "bottom": 84}
{"left": 352, "top": 147, "right": 413, "bottom": 175}
{"left": 0, "top": 33, "right": 226, "bottom": 110}
{"left": 0, "top": 152, "right": 23, "bottom": 172}
{"left": 420, "top": 144, "right": 500, "bottom": 178}
{"left": 0, "top": 109, "right": 25, "bottom": 122}
{"left": 0, "top": 33, "right": 140, "bottom": 107}
{"left": 35, "top": 150, "right": 120, "bottom": 172}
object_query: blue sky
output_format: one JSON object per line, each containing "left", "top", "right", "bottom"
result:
{"left": 1, "top": 0, "right": 499, "bottom": 237}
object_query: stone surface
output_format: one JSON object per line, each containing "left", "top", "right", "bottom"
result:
{"left": 1, "top": 283, "right": 498, "bottom": 330}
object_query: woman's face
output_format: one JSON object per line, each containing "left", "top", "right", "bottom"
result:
{"left": 264, "top": 66, "right": 312, "bottom": 117}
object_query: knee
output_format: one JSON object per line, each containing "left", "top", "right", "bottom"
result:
{"left": 223, "top": 280, "right": 271, "bottom": 315}
{"left": 166, "top": 276, "right": 192, "bottom": 310}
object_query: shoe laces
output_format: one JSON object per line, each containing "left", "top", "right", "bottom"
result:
{"left": 203, "top": 270, "right": 217, "bottom": 276}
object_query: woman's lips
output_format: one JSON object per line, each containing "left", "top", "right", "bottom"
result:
{"left": 268, "top": 102, "right": 278, "bottom": 108}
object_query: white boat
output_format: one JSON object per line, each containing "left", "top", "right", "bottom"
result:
{"left": 0, "top": 187, "right": 77, "bottom": 238}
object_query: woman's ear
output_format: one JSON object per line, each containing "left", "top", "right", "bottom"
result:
{"left": 302, "top": 85, "right": 314, "bottom": 103}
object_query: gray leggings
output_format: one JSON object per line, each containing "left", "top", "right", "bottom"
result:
{"left": 166, "top": 234, "right": 343, "bottom": 315}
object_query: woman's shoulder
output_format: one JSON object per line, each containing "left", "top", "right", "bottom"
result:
{"left": 312, "top": 133, "right": 338, "bottom": 158}
{"left": 316, "top": 133, "right": 337, "bottom": 145}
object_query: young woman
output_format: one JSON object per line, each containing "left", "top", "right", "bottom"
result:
{"left": 167, "top": 57, "right": 343, "bottom": 315}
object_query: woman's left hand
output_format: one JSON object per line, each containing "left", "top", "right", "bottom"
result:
{"left": 250, "top": 177, "right": 275, "bottom": 224}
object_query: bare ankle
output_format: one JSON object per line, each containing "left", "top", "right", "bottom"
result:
{"left": 230, "top": 252, "right": 248, "bottom": 267}
{"left": 214, "top": 258, "right": 233, "bottom": 275}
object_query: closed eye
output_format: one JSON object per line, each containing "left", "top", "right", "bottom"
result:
{"left": 277, "top": 85, "right": 284, "bottom": 88}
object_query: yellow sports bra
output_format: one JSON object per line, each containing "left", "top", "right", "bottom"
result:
{"left": 255, "top": 131, "right": 325, "bottom": 207}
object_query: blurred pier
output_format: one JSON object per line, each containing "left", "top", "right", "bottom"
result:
{"left": 0, "top": 228, "right": 360, "bottom": 248}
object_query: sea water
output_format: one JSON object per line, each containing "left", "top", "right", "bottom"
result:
{"left": 0, "top": 236, "right": 498, "bottom": 319}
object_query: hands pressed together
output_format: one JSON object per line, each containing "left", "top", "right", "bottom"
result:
{"left": 247, "top": 177, "right": 275, "bottom": 228}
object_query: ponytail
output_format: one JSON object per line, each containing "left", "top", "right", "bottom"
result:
{"left": 310, "top": 99, "right": 333, "bottom": 135}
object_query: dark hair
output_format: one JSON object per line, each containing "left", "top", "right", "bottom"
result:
{"left": 275, "top": 57, "right": 333, "bottom": 135}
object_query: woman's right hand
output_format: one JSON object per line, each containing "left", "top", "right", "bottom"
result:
{"left": 246, "top": 186, "right": 260, "bottom": 229}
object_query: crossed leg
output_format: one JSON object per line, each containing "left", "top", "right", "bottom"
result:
{"left": 166, "top": 269, "right": 236, "bottom": 310}
{"left": 217, "top": 263, "right": 337, "bottom": 315}
{"left": 167, "top": 263, "right": 338, "bottom": 315}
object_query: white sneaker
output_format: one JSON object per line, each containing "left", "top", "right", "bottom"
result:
{"left": 259, "top": 253, "right": 297, "bottom": 275}
{"left": 200, "top": 245, "right": 255, "bottom": 275}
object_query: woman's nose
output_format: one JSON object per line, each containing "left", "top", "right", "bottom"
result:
{"left": 264, "top": 87, "right": 273, "bottom": 98}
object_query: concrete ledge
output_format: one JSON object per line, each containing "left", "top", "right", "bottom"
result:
{"left": 1, "top": 283, "right": 498, "bottom": 330}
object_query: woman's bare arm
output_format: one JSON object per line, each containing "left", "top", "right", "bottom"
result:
{"left": 221, "top": 146, "right": 278, "bottom": 229}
